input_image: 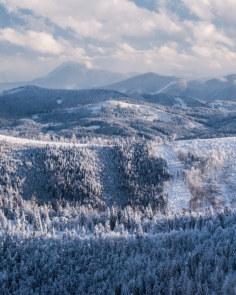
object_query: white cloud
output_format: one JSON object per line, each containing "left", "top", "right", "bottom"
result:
{"left": 183, "top": 0, "right": 236, "bottom": 24}
{"left": 0, "top": 28, "right": 63, "bottom": 54}
{"left": 102, "top": 42, "right": 190, "bottom": 75}
{"left": 100, "top": 41, "right": 236, "bottom": 78}
{"left": 1, "top": 0, "right": 182, "bottom": 40}
{"left": 182, "top": 0, "right": 213, "bottom": 20}
{"left": 0, "top": 27, "right": 89, "bottom": 63}
{"left": 0, "top": 54, "right": 58, "bottom": 81}
{"left": 185, "top": 21, "right": 235, "bottom": 47}
{"left": 0, "top": 0, "right": 236, "bottom": 79}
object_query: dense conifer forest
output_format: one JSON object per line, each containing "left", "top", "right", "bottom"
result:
{"left": 0, "top": 138, "right": 236, "bottom": 294}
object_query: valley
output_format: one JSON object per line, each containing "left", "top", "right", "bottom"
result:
{"left": 1, "top": 70, "right": 236, "bottom": 294}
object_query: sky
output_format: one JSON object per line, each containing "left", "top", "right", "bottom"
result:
{"left": 0, "top": 0, "right": 236, "bottom": 82}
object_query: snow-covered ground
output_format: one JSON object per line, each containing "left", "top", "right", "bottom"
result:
{"left": 155, "top": 136, "right": 236, "bottom": 213}
{"left": 86, "top": 99, "right": 202, "bottom": 128}
{"left": 154, "top": 81, "right": 177, "bottom": 94}
{"left": 0, "top": 134, "right": 107, "bottom": 148}
{"left": 1, "top": 133, "right": 236, "bottom": 214}
{"left": 156, "top": 143, "right": 192, "bottom": 212}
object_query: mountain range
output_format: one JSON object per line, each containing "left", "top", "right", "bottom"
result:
{"left": 1, "top": 62, "right": 236, "bottom": 102}
{"left": 0, "top": 62, "right": 129, "bottom": 91}
{"left": 106, "top": 73, "right": 236, "bottom": 101}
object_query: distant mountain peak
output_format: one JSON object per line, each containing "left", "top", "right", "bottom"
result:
{"left": 28, "top": 63, "right": 129, "bottom": 90}
{"left": 0, "top": 62, "right": 129, "bottom": 91}
{"left": 105, "top": 72, "right": 179, "bottom": 94}
{"left": 49, "top": 61, "right": 88, "bottom": 74}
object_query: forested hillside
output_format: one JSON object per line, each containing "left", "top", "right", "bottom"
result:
{"left": 0, "top": 134, "right": 236, "bottom": 293}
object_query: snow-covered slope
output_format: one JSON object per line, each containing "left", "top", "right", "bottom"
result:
{"left": 0, "top": 86, "right": 128, "bottom": 117}
{"left": 0, "top": 85, "right": 208, "bottom": 140}
{"left": 156, "top": 143, "right": 192, "bottom": 212}
{"left": 0, "top": 134, "right": 107, "bottom": 148}
{"left": 1, "top": 133, "right": 236, "bottom": 214}
{"left": 156, "top": 137, "right": 236, "bottom": 213}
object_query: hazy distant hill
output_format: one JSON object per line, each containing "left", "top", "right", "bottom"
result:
{"left": 0, "top": 62, "right": 129, "bottom": 91}
{"left": 1, "top": 64, "right": 236, "bottom": 102}
{"left": 105, "top": 72, "right": 180, "bottom": 94}
{"left": 32, "top": 62, "right": 128, "bottom": 89}
{"left": 106, "top": 72, "right": 236, "bottom": 101}
{"left": 179, "top": 75, "right": 236, "bottom": 101}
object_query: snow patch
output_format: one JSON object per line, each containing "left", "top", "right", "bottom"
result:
{"left": 86, "top": 125, "right": 101, "bottom": 130}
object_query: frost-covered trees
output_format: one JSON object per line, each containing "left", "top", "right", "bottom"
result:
{"left": 44, "top": 147, "right": 102, "bottom": 207}
{"left": 0, "top": 145, "right": 103, "bottom": 208}
{"left": 1, "top": 139, "right": 236, "bottom": 294}
{"left": 1, "top": 210, "right": 236, "bottom": 295}
{"left": 0, "top": 140, "right": 170, "bottom": 211}
{"left": 114, "top": 142, "right": 170, "bottom": 211}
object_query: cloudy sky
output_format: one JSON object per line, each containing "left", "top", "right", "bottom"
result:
{"left": 0, "top": 0, "right": 236, "bottom": 82}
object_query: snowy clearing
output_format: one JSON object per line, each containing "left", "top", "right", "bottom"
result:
{"left": 155, "top": 136, "right": 236, "bottom": 213}
{"left": 0, "top": 134, "right": 108, "bottom": 148}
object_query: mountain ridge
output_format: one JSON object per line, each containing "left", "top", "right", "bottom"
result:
{"left": 0, "top": 62, "right": 129, "bottom": 91}
{"left": 1, "top": 64, "right": 236, "bottom": 102}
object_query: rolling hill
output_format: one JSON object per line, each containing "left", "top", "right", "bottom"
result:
{"left": 0, "top": 85, "right": 209, "bottom": 140}
{"left": 0, "top": 86, "right": 128, "bottom": 117}
{"left": 1, "top": 133, "right": 236, "bottom": 214}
